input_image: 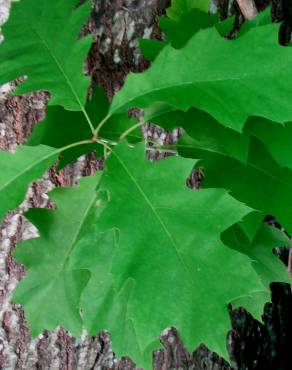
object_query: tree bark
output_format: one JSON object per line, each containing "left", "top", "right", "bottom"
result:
{"left": 0, "top": 1, "right": 291, "bottom": 369}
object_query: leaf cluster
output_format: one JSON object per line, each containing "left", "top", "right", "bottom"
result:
{"left": 0, "top": 0, "right": 291, "bottom": 368}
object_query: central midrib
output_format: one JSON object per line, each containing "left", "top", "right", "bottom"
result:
{"left": 30, "top": 26, "right": 94, "bottom": 134}
{"left": 112, "top": 149, "right": 197, "bottom": 288}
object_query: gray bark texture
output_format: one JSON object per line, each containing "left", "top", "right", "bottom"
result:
{"left": 0, "top": 0, "right": 291, "bottom": 369}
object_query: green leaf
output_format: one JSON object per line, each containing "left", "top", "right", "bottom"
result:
{"left": 238, "top": 211, "right": 264, "bottom": 242}
{"left": 238, "top": 7, "right": 272, "bottom": 36}
{"left": 173, "top": 110, "right": 292, "bottom": 233}
{"left": 109, "top": 23, "right": 292, "bottom": 132}
{"left": 73, "top": 142, "right": 266, "bottom": 368}
{"left": 4, "top": 1, "right": 290, "bottom": 367}
{"left": 245, "top": 117, "right": 292, "bottom": 171}
{"left": 179, "top": 133, "right": 292, "bottom": 232}
{"left": 180, "top": 108, "right": 249, "bottom": 162}
{"left": 140, "top": 9, "right": 218, "bottom": 61}
{"left": 140, "top": 8, "right": 271, "bottom": 67}
{"left": 27, "top": 105, "right": 101, "bottom": 169}
{"left": 229, "top": 292, "right": 270, "bottom": 323}
{"left": 13, "top": 175, "right": 101, "bottom": 337}
{"left": 161, "top": 9, "right": 218, "bottom": 49}
{"left": 144, "top": 102, "right": 183, "bottom": 130}
{"left": 0, "top": 0, "right": 92, "bottom": 110}
{"left": 166, "top": 0, "right": 210, "bottom": 20}
{"left": 222, "top": 212, "right": 290, "bottom": 322}
{"left": 154, "top": 107, "right": 249, "bottom": 161}
{"left": 28, "top": 87, "right": 142, "bottom": 168}
{"left": 0, "top": 145, "right": 57, "bottom": 223}
{"left": 68, "top": 230, "right": 143, "bottom": 363}
{"left": 222, "top": 224, "right": 291, "bottom": 291}
{"left": 139, "top": 38, "right": 167, "bottom": 62}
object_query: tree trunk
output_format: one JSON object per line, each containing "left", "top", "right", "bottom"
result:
{"left": 0, "top": 1, "right": 291, "bottom": 369}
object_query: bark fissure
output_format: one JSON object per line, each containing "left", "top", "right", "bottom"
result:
{"left": 0, "top": 1, "right": 291, "bottom": 369}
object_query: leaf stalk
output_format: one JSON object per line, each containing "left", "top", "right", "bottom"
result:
{"left": 94, "top": 114, "right": 111, "bottom": 137}
{"left": 119, "top": 120, "right": 145, "bottom": 141}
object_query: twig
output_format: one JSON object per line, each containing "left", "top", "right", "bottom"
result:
{"left": 236, "top": 0, "right": 258, "bottom": 20}
{"left": 289, "top": 246, "right": 292, "bottom": 279}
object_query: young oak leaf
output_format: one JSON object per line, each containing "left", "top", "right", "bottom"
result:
{"left": 178, "top": 132, "right": 292, "bottom": 233}
{"left": 160, "top": 9, "right": 218, "bottom": 49}
{"left": 27, "top": 105, "right": 101, "bottom": 170}
{"left": 148, "top": 107, "right": 249, "bottom": 162}
{"left": 0, "top": 145, "right": 57, "bottom": 224}
{"left": 159, "top": 108, "right": 292, "bottom": 236}
{"left": 110, "top": 23, "right": 292, "bottom": 132}
{"left": 223, "top": 223, "right": 291, "bottom": 321}
{"left": 0, "top": 0, "right": 91, "bottom": 110}
{"left": 28, "top": 86, "right": 142, "bottom": 169}
{"left": 222, "top": 223, "right": 291, "bottom": 290}
{"left": 72, "top": 142, "right": 266, "bottom": 368}
{"left": 140, "top": 7, "right": 271, "bottom": 62}
{"left": 13, "top": 174, "right": 101, "bottom": 337}
{"left": 245, "top": 117, "right": 292, "bottom": 171}
{"left": 140, "top": 9, "right": 218, "bottom": 62}
{"left": 145, "top": 105, "right": 292, "bottom": 240}
{"left": 149, "top": 107, "right": 292, "bottom": 247}
{"left": 237, "top": 211, "right": 264, "bottom": 243}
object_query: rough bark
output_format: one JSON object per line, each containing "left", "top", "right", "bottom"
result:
{"left": 0, "top": 1, "right": 291, "bottom": 369}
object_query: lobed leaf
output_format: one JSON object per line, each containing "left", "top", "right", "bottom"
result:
{"left": 178, "top": 130, "right": 292, "bottom": 232}
{"left": 0, "top": 145, "right": 57, "bottom": 223}
{"left": 74, "top": 142, "right": 265, "bottom": 368}
{"left": 222, "top": 223, "right": 290, "bottom": 291}
{"left": 0, "top": 0, "right": 92, "bottom": 110}
{"left": 12, "top": 141, "right": 290, "bottom": 369}
{"left": 140, "top": 8, "right": 271, "bottom": 62}
{"left": 110, "top": 23, "right": 292, "bottom": 132}
{"left": 237, "top": 211, "right": 264, "bottom": 242}
{"left": 160, "top": 9, "right": 218, "bottom": 49}
{"left": 246, "top": 117, "right": 292, "bottom": 171}
{"left": 4, "top": 2, "right": 291, "bottom": 369}
{"left": 13, "top": 175, "right": 101, "bottom": 336}
{"left": 140, "top": 9, "right": 218, "bottom": 61}
{"left": 28, "top": 87, "right": 142, "bottom": 168}
{"left": 223, "top": 222, "right": 291, "bottom": 319}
